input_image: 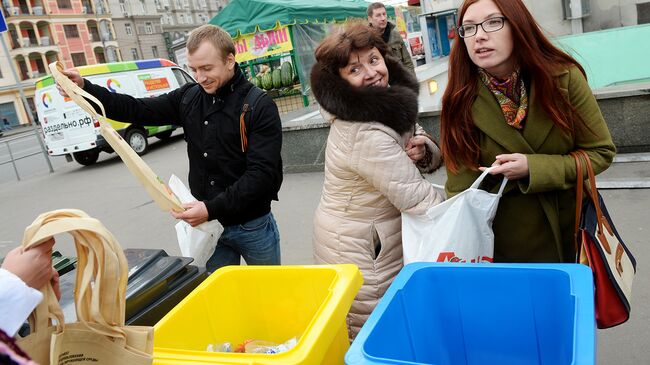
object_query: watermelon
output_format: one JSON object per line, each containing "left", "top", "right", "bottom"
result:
{"left": 261, "top": 73, "right": 273, "bottom": 90}
{"left": 272, "top": 69, "right": 283, "bottom": 89}
{"left": 281, "top": 61, "right": 294, "bottom": 87}
{"left": 250, "top": 76, "right": 261, "bottom": 88}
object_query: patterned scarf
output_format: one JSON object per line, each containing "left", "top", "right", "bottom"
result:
{"left": 478, "top": 68, "right": 528, "bottom": 129}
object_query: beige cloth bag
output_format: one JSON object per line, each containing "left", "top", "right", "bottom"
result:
{"left": 49, "top": 61, "right": 183, "bottom": 213}
{"left": 16, "top": 279, "right": 62, "bottom": 364}
{"left": 19, "top": 209, "right": 153, "bottom": 365}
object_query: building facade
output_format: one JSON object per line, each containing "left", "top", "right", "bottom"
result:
{"left": 161, "top": 0, "right": 227, "bottom": 70}
{"left": 1, "top": 0, "right": 119, "bottom": 126}
{"left": 107, "top": 0, "right": 167, "bottom": 61}
{"left": 1, "top": 0, "right": 227, "bottom": 126}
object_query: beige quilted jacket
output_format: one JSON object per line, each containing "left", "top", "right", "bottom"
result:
{"left": 313, "top": 110, "right": 444, "bottom": 339}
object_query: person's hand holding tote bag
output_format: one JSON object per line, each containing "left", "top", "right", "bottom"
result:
{"left": 402, "top": 167, "right": 507, "bottom": 264}
{"left": 50, "top": 61, "right": 183, "bottom": 214}
{"left": 169, "top": 174, "right": 223, "bottom": 267}
{"left": 19, "top": 209, "right": 153, "bottom": 365}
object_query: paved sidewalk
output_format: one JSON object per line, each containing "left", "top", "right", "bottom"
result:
{"left": 0, "top": 124, "right": 34, "bottom": 139}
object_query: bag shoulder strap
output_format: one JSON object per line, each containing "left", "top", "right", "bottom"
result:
{"left": 239, "top": 85, "right": 266, "bottom": 153}
{"left": 571, "top": 151, "right": 585, "bottom": 256}
{"left": 179, "top": 83, "right": 202, "bottom": 118}
{"left": 573, "top": 150, "right": 609, "bottom": 252}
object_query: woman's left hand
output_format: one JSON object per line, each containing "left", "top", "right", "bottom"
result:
{"left": 479, "top": 153, "right": 529, "bottom": 180}
{"left": 406, "top": 136, "right": 427, "bottom": 162}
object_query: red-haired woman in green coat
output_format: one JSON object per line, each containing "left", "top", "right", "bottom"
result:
{"left": 441, "top": 0, "right": 615, "bottom": 262}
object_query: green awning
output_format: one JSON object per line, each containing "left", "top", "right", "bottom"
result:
{"left": 209, "top": 0, "right": 392, "bottom": 38}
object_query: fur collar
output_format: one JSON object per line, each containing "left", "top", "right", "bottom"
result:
{"left": 310, "top": 56, "right": 419, "bottom": 135}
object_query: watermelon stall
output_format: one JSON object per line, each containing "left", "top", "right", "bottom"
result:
{"left": 210, "top": 0, "right": 387, "bottom": 114}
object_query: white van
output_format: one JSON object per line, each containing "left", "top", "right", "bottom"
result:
{"left": 35, "top": 59, "right": 195, "bottom": 165}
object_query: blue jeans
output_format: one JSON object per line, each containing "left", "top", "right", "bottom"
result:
{"left": 205, "top": 212, "right": 281, "bottom": 272}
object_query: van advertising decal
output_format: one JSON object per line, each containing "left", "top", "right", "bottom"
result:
{"left": 106, "top": 78, "right": 122, "bottom": 93}
{"left": 41, "top": 109, "right": 94, "bottom": 136}
{"left": 142, "top": 77, "right": 170, "bottom": 91}
{"left": 42, "top": 93, "right": 52, "bottom": 108}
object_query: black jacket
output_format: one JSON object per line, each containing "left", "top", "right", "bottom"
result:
{"left": 83, "top": 65, "right": 283, "bottom": 226}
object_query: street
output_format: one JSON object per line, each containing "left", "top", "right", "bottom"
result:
{"left": 0, "top": 133, "right": 649, "bottom": 364}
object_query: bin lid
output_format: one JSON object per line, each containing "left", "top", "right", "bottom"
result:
{"left": 57, "top": 249, "right": 193, "bottom": 323}
{"left": 124, "top": 248, "right": 168, "bottom": 277}
{"left": 52, "top": 250, "right": 77, "bottom": 275}
{"left": 126, "top": 255, "right": 193, "bottom": 317}
{"left": 126, "top": 265, "right": 208, "bottom": 326}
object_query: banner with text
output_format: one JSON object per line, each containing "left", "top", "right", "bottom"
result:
{"left": 234, "top": 25, "right": 293, "bottom": 63}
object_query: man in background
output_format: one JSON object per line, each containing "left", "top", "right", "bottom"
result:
{"left": 367, "top": 2, "right": 415, "bottom": 73}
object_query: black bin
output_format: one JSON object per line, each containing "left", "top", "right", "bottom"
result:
{"left": 58, "top": 249, "right": 206, "bottom": 326}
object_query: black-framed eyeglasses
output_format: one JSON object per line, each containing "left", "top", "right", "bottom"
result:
{"left": 457, "top": 17, "right": 506, "bottom": 38}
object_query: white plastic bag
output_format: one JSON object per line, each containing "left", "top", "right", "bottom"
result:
{"left": 169, "top": 174, "right": 224, "bottom": 267}
{"left": 402, "top": 167, "right": 507, "bottom": 264}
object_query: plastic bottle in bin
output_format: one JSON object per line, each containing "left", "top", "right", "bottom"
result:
{"left": 244, "top": 337, "right": 298, "bottom": 354}
{"left": 206, "top": 342, "right": 233, "bottom": 352}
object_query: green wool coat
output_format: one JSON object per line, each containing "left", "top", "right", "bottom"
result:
{"left": 445, "top": 65, "right": 616, "bottom": 263}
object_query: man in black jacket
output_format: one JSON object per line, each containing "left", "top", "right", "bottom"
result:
{"left": 58, "top": 25, "right": 283, "bottom": 272}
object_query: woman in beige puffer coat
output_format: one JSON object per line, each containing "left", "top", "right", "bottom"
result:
{"left": 310, "top": 24, "right": 445, "bottom": 340}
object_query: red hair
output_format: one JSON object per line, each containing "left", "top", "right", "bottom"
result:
{"left": 441, "top": 0, "right": 586, "bottom": 173}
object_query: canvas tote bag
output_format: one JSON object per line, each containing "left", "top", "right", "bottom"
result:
{"left": 402, "top": 167, "right": 507, "bottom": 264}
{"left": 49, "top": 61, "right": 183, "bottom": 213}
{"left": 20, "top": 209, "right": 153, "bottom": 365}
{"left": 16, "top": 273, "right": 63, "bottom": 364}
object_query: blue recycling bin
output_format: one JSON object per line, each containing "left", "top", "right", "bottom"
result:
{"left": 346, "top": 263, "right": 595, "bottom": 365}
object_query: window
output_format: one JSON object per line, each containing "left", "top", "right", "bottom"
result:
{"left": 152, "top": 46, "right": 159, "bottom": 58}
{"left": 0, "top": 102, "right": 17, "bottom": 126}
{"left": 57, "top": 0, "right": 72, "bottom": 9}
{"left": 145, "top": 22, "right": 153, "bottom": 34}
{"left": 561, "top": 0, "right": 589, "bottom": 20}
{"left": 26, "top": 98, "right": 36, "bottom": 123}
{"left": 140, "top": 0, "right": 146, "bottom": 13}
{"left": 173, "top": 68, "right": 194, "bottom": 86}
{"left": 125, "top": 23, "right": 133, "bottom": 35}
{"left": 119, "top": 0, "right": 127, "bottom": 14}
{"left": 71, "top": 52, "right": 87, "bottom": 66}
{"left": 639, "top": 2, "right": 650, "bottom": 24}
{"left": 179, "top": 14, "right": 185, "bottom": 24}
{"left": 63, "top": 25, "right": 79, "bottom": 38}
{"left": 131, "top": 48, "right": 139, "bottom": 60}
{"left": 175, "top": 0, "right": 181, "bottom": 8}
{"left": 187, "top": 14, "right": 193, "bottom": 23}
{"left": 167, "top": 15, "right": 174, "bottom": 25}
{"left": 154, "top": 0, "right": 161, "bottom": 8}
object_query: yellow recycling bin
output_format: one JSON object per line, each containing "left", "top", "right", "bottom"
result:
{"left": 154, "top": 264, "right": 363, "bottom": 365}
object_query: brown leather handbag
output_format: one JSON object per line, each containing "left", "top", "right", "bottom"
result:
{"left": 572, "top": 150, "right": 636, "bottom": 328}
